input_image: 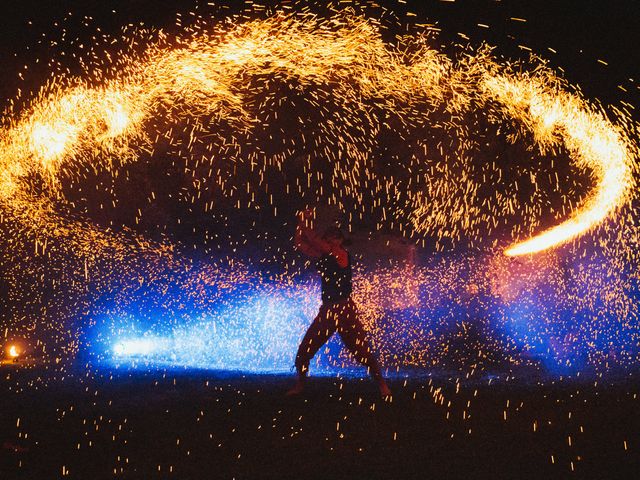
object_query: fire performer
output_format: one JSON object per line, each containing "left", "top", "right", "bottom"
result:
{"left": 287, "top": 208, "right": 391, "bottom": 397}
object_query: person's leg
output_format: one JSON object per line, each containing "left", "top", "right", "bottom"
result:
{"left": 337, "top": 299, "right": 391, "bottom": 397}
{"left": 287, "top": 304, "right": 335, "bottom": 395}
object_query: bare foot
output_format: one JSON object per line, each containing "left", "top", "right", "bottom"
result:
{"left": 379, "top": 381, "right": 392, "bottom": 398}
{"left": 286, "top": 382, "right": 305, "bottom": 396}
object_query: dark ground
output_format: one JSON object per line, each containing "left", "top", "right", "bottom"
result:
{"left": 1, "top": 365, "right": 639, "bottom": 479}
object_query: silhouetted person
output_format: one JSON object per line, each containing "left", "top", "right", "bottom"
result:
{"left": 287, "top": 208, "right": 391, "bottom": 397}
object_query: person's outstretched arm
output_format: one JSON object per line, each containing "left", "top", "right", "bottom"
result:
{"left": 295, "top": 209, "right": 329, "bottom": 258}
{"left": 295, "top": 209, "right": 348, "bottom": 267}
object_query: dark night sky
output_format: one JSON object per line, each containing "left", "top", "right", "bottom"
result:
{"left": 0, "top": 0, "right": 638, "bottom": 108}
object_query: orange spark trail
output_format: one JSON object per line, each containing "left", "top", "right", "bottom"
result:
{"left": 0, "top": 12, "right": 636, "bottom": 256}
{"left": 485, "top": 73, "right": 633, "bottom": 256}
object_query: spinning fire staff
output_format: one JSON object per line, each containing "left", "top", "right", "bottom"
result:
{"left": 287, "top": 208, "right": 391, "bottom": 397}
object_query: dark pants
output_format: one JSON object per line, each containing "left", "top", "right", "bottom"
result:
{"left": 295, "top": 297, "right": 383, "bottom": 380}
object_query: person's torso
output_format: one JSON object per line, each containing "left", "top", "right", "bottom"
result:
{"left": 317, "top": 252, "right": 352, "bottom": 304}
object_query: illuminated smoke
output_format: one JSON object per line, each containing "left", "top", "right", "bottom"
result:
{"left": 0, "top": 9, "right": 638, "bottom": 377}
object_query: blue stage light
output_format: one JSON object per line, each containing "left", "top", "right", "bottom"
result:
{"left": 113, "top": 338, "right": 166, "bottom": 357}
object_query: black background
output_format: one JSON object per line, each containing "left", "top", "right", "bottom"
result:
{"left": 0, "top": 0, "right": 638, "bottom": 109}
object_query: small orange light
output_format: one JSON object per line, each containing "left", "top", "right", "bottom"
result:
{"left": 8, "top": 345, "right": 19, "bottom": 358}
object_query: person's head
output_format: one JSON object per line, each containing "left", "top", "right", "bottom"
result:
{"left": 322, "top": 226, "right": 346, "bottom": 248}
